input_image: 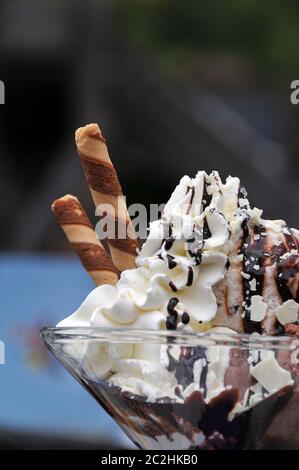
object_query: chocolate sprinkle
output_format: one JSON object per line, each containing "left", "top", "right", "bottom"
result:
{"left": 166, "top": 319, "right": 177, "bottom": 330}
{"left": 167, "top": 254, "right": 177, "bottom": 270}
{"left": 188, "top": 249, "right": 202, "bottom": 266}
{"left": 167, "top": 297, "right": 179, "bottom": 313}
{"left": 182, "top": 312, "right": 190, "bottom": 324}
{"left": 164, "top": 236, "right": 175, "bottom": 251}
{"left": 186, "top": 267, "right": 194, "bottom": 287}
{"left": 169, "top": 310, "right": 178, "bottom": 319}
{"left": 166, "top": 306, "right": 179, "bottom": 329}
{"left": 169, "top": 281, "right": 178, "bottom": 292}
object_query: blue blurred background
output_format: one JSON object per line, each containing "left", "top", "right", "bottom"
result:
{"left": 0, "top": 254, "right": 132, "bottom": 448}
{"left": 1, "top": 0, "right": 299, "bottom": 449}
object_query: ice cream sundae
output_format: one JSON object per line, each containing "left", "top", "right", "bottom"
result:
{"left": 44, "top": 123, "right": 299, "bottom": 450}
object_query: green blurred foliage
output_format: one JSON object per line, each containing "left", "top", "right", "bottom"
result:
{"left": 114, "top": 0, "right": 299, "bottom": 79}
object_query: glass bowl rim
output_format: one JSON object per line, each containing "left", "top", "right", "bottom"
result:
{"left": 40, "top": 326, "right": 299, "bottom": 350}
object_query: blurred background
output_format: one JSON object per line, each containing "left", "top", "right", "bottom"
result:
{"left": 1, "top": 0, "right": 299, "bottom": 449}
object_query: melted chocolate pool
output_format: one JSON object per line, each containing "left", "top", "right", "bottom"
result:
{"left": 84, "top": 378, "right": 298, "bottom": 450}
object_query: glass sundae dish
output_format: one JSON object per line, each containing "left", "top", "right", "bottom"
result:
{"left": 42, "top": 327, "right": 299, "bottom": 450}
{"left": 43, "top": 123, "right": 299, "bottom": 450}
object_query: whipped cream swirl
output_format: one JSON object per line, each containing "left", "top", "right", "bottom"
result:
{"left": 59, "top": 171, "right": 248, "bottom": 330}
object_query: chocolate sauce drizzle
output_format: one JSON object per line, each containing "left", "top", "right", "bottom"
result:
{"left": 203, "top": 220, "right": 212, "bottom": 240}
{"left": 167, "top": 346, "right": 209, "bottom": 397}
{"left": 159, "top": 223, "right": 173, "bottom": 252}
{"left": 240, "top": 220, "right": 265, "bottom": 334}
{"left": 284, "top": 232, "right": 297, "bottom": 251}
{"left": 276, "top": 252, "right": 299, "bottom": 303}
{"left": 240, "top": 217, "right": 299, "bottom": 333}
{"left": 186, "top": 186, "right": 195, "bottom": 215}
{"left": 266, "top": 226, "right": 299, "bottom": 312}
{"left": 88, "top": 376, "right": 297, "bottom": 450}
{"left": 201, "top": 177, "right": 213, "bottom": 242}
{"left": 202, "top": 176, "right": 212, "bottom": 211}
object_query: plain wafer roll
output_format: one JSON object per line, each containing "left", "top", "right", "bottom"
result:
{"left": 51, "top": 194, "right": 118, "bottom": 286}
{"left": 75, "top": 123, "right": 138, "bottom": 272}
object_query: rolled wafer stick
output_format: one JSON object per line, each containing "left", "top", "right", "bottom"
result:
{"left": 75, "top": 123, "right": 138, "bottom": 272}
{"left": 51, "top": 194, "right": 118, "bottom": 286}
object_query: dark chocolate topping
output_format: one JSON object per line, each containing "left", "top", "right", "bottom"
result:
{"left": 87, "top": 376, "right": 298, "bottom": 450}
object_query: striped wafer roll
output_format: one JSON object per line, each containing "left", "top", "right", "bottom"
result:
{"left": 51, "top": 194, "right": 118, "bottom": 286}
{"left": 75, "top": 123, "right": 138, "bottom": 272}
